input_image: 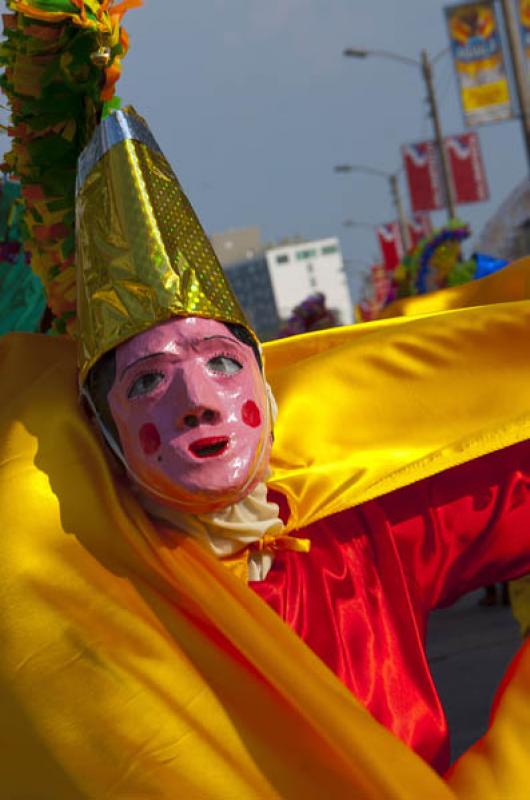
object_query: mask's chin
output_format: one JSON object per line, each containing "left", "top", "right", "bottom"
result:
{"left": 139, "top": 482, "right": 248, "bottom": 515}
{"left": 122, "top": 427, "right": 273, "bottom": 516}
{"left": 127, "top": 460, "right": 267, "bottom": 516}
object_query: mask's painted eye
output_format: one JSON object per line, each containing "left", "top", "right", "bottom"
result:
{"left": 128, "top": 372, "right": 165, "bottom": 398}
{"left": 207, "top": 355, "right": 242, "bottom": 375}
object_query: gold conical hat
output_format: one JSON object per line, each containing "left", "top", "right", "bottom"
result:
{"left": 76, "top": 107, "right": 254, "bottom": 384}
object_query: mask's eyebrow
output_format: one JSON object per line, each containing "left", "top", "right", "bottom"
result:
{"left": 201, "top": 335, "right": 240, "bottom": 345}
{"left": 119, "top": 336, "right": 242, "bottom": 380}
{"left": 119, "top": 352, "right": 174, "bottom": 381}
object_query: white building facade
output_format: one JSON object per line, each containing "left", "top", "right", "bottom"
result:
{"left": 265, "top": 237, "right": 353, "bottom": 325}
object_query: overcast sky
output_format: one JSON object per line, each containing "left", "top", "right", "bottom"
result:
{"left": 4, "top": 1, "right": 530, "bottom": 299}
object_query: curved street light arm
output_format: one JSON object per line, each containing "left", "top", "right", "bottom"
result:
{"left": 343, "top": 47, "right": 420, "bottom": 69}
{"left": 342, "top": 219, "right": 379, "bottom": 230}
{"left": 343, "top": 46, "right": 448, "bottom": 70}
{"left": 335, "top": 163, "right": 389, "bottom": 179}
{"left": 431, "top": 45, "right": 450, "bottom": 65}
{"left": 335, "top": 163, "right": 406, "bottom": 179}
{"left": 348, "top": 164, "right": 390, "bottom": 179}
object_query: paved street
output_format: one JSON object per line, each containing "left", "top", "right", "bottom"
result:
{"left": 427, "top": 588, "right": 521, "bottom": 762}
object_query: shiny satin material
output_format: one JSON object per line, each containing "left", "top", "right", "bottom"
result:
{"left": 447, "top": 638, "right": 530, "bottom": 797}
{"left": 76, "top": 108, "right": 252, "bottom": 384}
{"left": 4, "top": 289, "right": 530, "bottom": 795}
{"left": 0, "top": 333, "right": 454, "bottom": 799}
{"left": 257, "top": 441, "right": 530, "bottom": 773}
{"left": 378, "top": 257, "right": 530, "bottom": 319}
{"left": 264, "top": 284, "right": 530, "bottom": 530}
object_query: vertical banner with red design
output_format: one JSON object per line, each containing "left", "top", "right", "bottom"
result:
{"left": 520, "top": 0, "right": 530, "bottom": 63}
{"left": 407, "top": 214, "right": 433, "bottom": 248}
{"left": 402, "top": 141, "right": 444, "bottom": 213}
{"left": 445, "top": 2, "right": 512, "bottom": 126}
{"left": 444, "top": 132, "right": 489, "bottom": 203}
{"left": 377, "top": 222, "right": 404, "bottom": 271}
{"left": 402, "top": 132, "right": 489, "bottom": 211}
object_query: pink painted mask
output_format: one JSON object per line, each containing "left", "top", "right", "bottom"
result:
{"left": 107, "top": 316, "right": 271, "bottom": 513}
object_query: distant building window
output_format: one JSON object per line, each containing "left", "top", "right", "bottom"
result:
{"left": 276, "top": 254, "right": 289, "bottom": 264}
{"left": 306, "top": 263, "right": 314, "bottom": 274}
{"left": 322, "top": 244, "right": 338, "bottom": 255}
{"left": 309, "top": 277, "right": 318, "bottom": 288}
{"left": 296, "top": 249, "right": 317, "bottom": 260}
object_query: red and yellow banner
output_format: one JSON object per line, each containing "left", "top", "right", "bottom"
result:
{"left": 445, "top": 1, "right": 512, "bottom": 125}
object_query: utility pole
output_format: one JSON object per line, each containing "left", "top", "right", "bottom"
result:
{"left": 499, "top": 0, "right": 530, "bottom": 172}
{"left": 343, "top": 46, "right": 457, "bottom": 220}
{"left": 335, "top": 163, "right": 411, "bottom": 251}
{"left": 389, "top": 173, "right": 411, "bottom": 251}
{"left": 420, "top": 49, "right": 456, "bottom": 221}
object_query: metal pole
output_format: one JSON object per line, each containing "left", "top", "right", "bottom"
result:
{"left": 420, "top": 49, "right": 456, "bottom": 220}
{"left": 499, "top": 0, "right": 530, "bottom": 172}
{"left": 389, "top": 173, "right": 411, "bottom": 251}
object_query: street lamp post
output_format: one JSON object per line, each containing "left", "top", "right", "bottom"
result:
{"left": 343, "top": 46, "right": 456, "bottom": 222}
{"left": 389, "top": 172, "right": 411, "bottom": 251}
{"left": 420, "top": 50, "right": 456, "bottom": 220}
{"left": 335, "top": 164, "right": 411, "bottom": 250}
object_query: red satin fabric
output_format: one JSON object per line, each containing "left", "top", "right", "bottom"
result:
{"left": 253, "top": 440, "right": 530, "bottom": 773}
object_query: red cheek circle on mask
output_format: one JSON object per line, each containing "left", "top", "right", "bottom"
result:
{"left": 138, "top": 423, "right": 161, "bottom": 455}
{"left": 241, "top": 400, "right": 261, "bottom": 428}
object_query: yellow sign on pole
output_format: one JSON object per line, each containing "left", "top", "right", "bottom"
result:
{"left": 446, "top": 1, "right": 513, "bottom": 125}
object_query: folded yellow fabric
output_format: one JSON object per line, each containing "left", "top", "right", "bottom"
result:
{"left": 3, "top": 284, "right": 530, "bottom": 795}
{"left": 447, "top": 639, "right": 530, "bottom": 800}
{"left": 0, "top": 332, "right": 453, "bottom": 799}
{"left": 266, "top": 271, "right": 530, "bottom": 530}
{"left": 378, "top": 256, "right": 530, "bottom": 319}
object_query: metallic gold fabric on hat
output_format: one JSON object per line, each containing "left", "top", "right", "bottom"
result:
{"left": 76, "top": 107, "right": 252, "bottom": 384}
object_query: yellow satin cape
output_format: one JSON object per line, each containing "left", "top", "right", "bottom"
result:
{"left": 3, "top": 268, "right": 530, "bottom": 795}
{"left": 378, "top": 257, "right": 530, "bottom": 320}
{"left": 267, "top": 259, "right": 530, "bottom": 531}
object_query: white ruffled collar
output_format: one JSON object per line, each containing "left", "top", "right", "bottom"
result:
{"left": 138, "top": 480, "right": 283, "bottom": 581}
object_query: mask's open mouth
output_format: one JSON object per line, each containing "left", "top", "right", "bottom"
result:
{"left": 189, "top": 436, "right": 229, "bottom": 459}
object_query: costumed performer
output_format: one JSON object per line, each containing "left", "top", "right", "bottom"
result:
{"left": 75, "top": 108, "right": 530, "bottom": 774}
{"left": 5, "top": 4, "right": 530, "bottom": 798}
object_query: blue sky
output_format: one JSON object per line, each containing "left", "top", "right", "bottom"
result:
{"left": 4, "top": 1, "right": 530, "bottom": 299}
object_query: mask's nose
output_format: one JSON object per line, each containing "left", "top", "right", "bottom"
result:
{"left": 180, "top": 407, "right": 219, "bottom": 429}
{"left": 175, "top": 365, "right": 222, "bottom": 430}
